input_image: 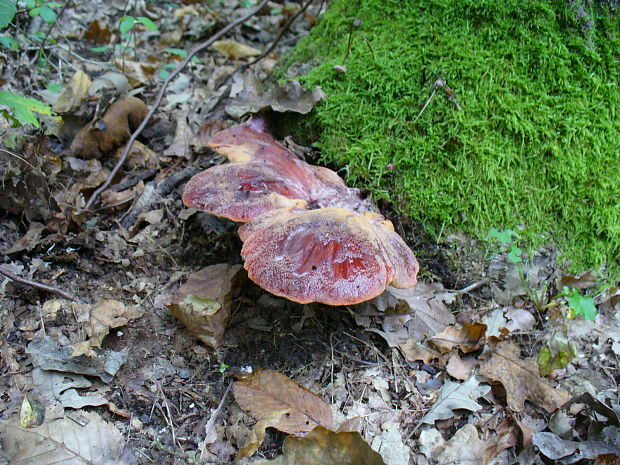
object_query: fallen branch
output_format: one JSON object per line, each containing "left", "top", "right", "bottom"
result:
{"left": 0, "top": 267, "right": 78, "bottom": 302}
{"left": 85, "top": 0, "right": 269, "bottom": 210}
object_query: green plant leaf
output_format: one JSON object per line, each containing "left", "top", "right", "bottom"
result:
{"left": 46, "top": 81, "right": 62, "bottom": 93}
{"left": 167, "top": 48, "right": 188, "bottom": 57}
{"left": 0, "top": 90, "right": 53, "bottom": 128}
{"left": 507, "top": 244, "right": 522, "bottom": 264}
{"left": 25, "top": 0, "right": 36, "bottom": 8}
{"left": 566, "top": 290, "right": 597, "bottom": 321}
{"left": 0, "top": 0, "right": 17, "bottom": 29}
{"left": 136, "top": 16, "right": 158, "bottom": 31}
{"left": 0, "top": 34, "right": 18, "bottom": 50}
{"left": 488, "top": 228, "right": 518, "bottom": 244}
{"left": 91, "top": 45, "right": 111, "bottom": 53}
{"left": 38, "top": 5, "right": 56, "bottom": 24}
{"left": 119, "top": 16, "right": 136, "bottom": 35}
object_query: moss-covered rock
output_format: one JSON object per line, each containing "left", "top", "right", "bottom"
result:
{"left": 282, "top": 0, "right": 620, "bottom": 279}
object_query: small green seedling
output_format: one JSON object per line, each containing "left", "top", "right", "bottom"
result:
{"left": 218, "top": 362, "right": 230, "bottom": 374}
{"left": 26, "top": 0, "right": 62, "bottom": 25}
{"left": 118, "top": 15, "right": 158, "bottom": 61}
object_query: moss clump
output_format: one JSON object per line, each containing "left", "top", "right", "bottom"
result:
{"left": 282, "top": 0, "right": 620, "bottom": 280}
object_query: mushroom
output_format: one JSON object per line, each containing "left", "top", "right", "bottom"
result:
{"left": 238, "top": 207, "right": 419, "bottom": 305}
{"left": 182, "top": 117, "right": 419, "bottom": 305}
{"left": 183, "top": 116, "right": 370, "bottom": 222}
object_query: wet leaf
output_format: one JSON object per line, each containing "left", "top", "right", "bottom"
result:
{"left": 419, "top": 424, "right": 515, "bottom": 465}
{"left": 52, "top": 69, "right": 91, "bottom": 114}
{"left": 263, "top": 426, "right": 386, "bottom": 465}
{"left": 421, "top": 375, "right": 490, "bottom": 424}
{"left": 537, "top": 328, "right": 576, "bottom": 376}
{"left": 0, "top": 410, "right": 132, "bottom": 464}
{"left": 429, "top": 322, "right": 487, "bottom": 354}
{"left": 233, "top": 369, "right": 334, "bottom": 435}
{"left": 167, "top": 264, "right": 243, "bottom": 349}
{"left": 479, "top": 341, "right": 569, "bottom": 412}
{"left": 212, "top": 39, "right": 261, "bottom": 59}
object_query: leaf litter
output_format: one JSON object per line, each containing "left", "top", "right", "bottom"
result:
{"left": 1, "top": 0, "right": 619, "bottom": 464}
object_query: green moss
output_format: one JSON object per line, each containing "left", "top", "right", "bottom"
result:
{"left": 283, "top": 0, "right": 620, "bottom": 280}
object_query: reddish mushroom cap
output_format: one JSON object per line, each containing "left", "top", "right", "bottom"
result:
{"left": 182, "top": 117, "right": 370, "bottom": 221}
{"left": 238, "top": 207, "right": 419, "bottom": 305}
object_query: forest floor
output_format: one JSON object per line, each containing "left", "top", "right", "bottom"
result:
{"left": 0, "top": 1, "right": 619, "bottom": 465}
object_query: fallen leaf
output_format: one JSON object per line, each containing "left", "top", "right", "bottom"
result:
{"left": 422, "top": 375, "right": 490, "bottom": 424}
{"left": 20, "top": 395, "right": 45, "bottom": 428}
{"left": 419, "top": 424, "right": 515, "bottom": 465}
{"left": 5, "top": 222, "right": 46, "bottom": 254}
{"left": 226, "top": 78, "right": 327, "bottom": 118}
{"left": 537, "top": 328, "right": 577, "bottom": 376}
{"left": 213, "top": 39, "right": 261, "bottom": 59}
{"left": 397, "top": 340, "right": 442, "bottom": 364}
{"left": 504, "top": 307, "right": 535, "bottom": 332}
{"left": 83, "top": 19, "right": 112, "bottom": 44}
{"left": 370, "top": 422, "right": 409, "bottom": 465}
{"left": 429, "top": 322, "right": 487, "bottom": 354}
{"left": 72, "top": 298, "right": 144, "bottom": 357}
{"left": 445, "top": 352, "right": 476, "bottom": 380}
{"left": 115, "top": 58, "right": 158, "bottom": 85}
{"left": 27, "top": 336, "right": 128, "bottom": 383}
{"left": 233, "top": 369, "right": 334, "bottom": 435}
{"left": 533, "top": 432, "right": 620, "bottom": 464}
{"left": 479, "top": 341, "right": 569, "bottom": 412}
{"left": 0, "top": 410, "right": 132, "bottom": 464}
{"left": 262, "top": 426, "right": 386, "bottom": 465}
{"left": 167, "top": 264, "right": 243, "bottom": 349}
{"left": 236, "top": 410, "right": 289, "bottom": 461}
{"left": 556, "top": 271, "right": 597, "bottom": 290}
{"left": 53, "top": 69, "right": 91, "bottom": 113}
{"left": 361, "top": 282, "right": 456, "bottom": 342}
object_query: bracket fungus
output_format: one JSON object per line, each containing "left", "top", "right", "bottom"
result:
{"left": 183, "top": 116, "right": 419, "bottom": 305}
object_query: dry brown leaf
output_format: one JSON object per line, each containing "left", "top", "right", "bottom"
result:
{"left": 419, "top": 424, "right": 515, "bottom": 465}
{"left": 445, "top": 352, "right": 476, "bottom": 380}
{"left": 265, "top": 426, "right": 387, "bottom": 465}
{"left": 397, "top": 340, "right": 443, "bottom": 364}
{"left": 5, "top": 222, "right": 46, "bottom": 254}
{"left": 115, "top": 58, "right": 158, "bottom": 86}
{"left": 167, "top": 264, "right": 242, "bottom": 349}
{"left": 429, "top": 322, "right": 487, "bottom": 354}
{"left": 236, "top": 410, "right": 289, "bottom": 461}
{"left": 212, "top": 40, "right": 261, "bottom": 59}
{"left": 233, "top": 369, "right": 334, "bottom": 435}
{"left": 479, "top": 341, "right": 569, "bottom": 412}
{"left": 53, "top": 69, "right": 91, "bottom": 113}
{"left": 556, "top": 271, "right": 597, "bottom": 290}
{"left": 72, "top": 298, "right": 143, "bottom": 357}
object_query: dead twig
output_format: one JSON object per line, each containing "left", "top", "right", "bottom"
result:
{"left": 85, "top": 0, "right": 269, "bottom": 210}
{"left": 0, "top": 267, "right": 78, "bottom": 302}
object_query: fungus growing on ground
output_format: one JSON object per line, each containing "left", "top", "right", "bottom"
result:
{"left": 183, "top": 117, "right": 419, "bottom": 305}
{"left": 238, "top": 207, "right": 418, "bottom": 305}
{"left": 183, "top": 117, "right": 369, "bottom": 222}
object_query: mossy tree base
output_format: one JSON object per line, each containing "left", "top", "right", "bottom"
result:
{"left": 282, "top": 0, "right": 620, "bottom": 280}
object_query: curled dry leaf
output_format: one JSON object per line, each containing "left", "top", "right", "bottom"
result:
{"left": 167, "top": 264, "right": 243, "bottom": 349}
{"left": 533, "top": 432, "right": 620, "bottom": 464}
{"left": 53, "top": 69, "right": 92, "bottom": 114}
{"left": 429, "top": 322, "right": 487, "bottom": 354}
{"left": 212, "top": 39, "right": 261, "bottom": 59}
{"left": 556, "top": 270, "right": 597, "bottom": 290}
{"left": 68, "top": 97, "right": 149, "bottom": 159}
{"left": 72, "top": 298, "right": 143, "bottom": 358}
{"left": 233, "top": 369, "right": 334, "bottom": 435}
{"left": 239, "top": 207, "right": 418, "bottom": 305}
{"left": 236, "top": 410, "right": 289, "bottom": 461}
{"left": 445, "top": 352, "right": 476, "bottom": 381}
{"left": 479, "top": 340, "right": 569, "bottom": 413}
{"left": 264, "top": 426, "right": 387, "bottom": 465}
